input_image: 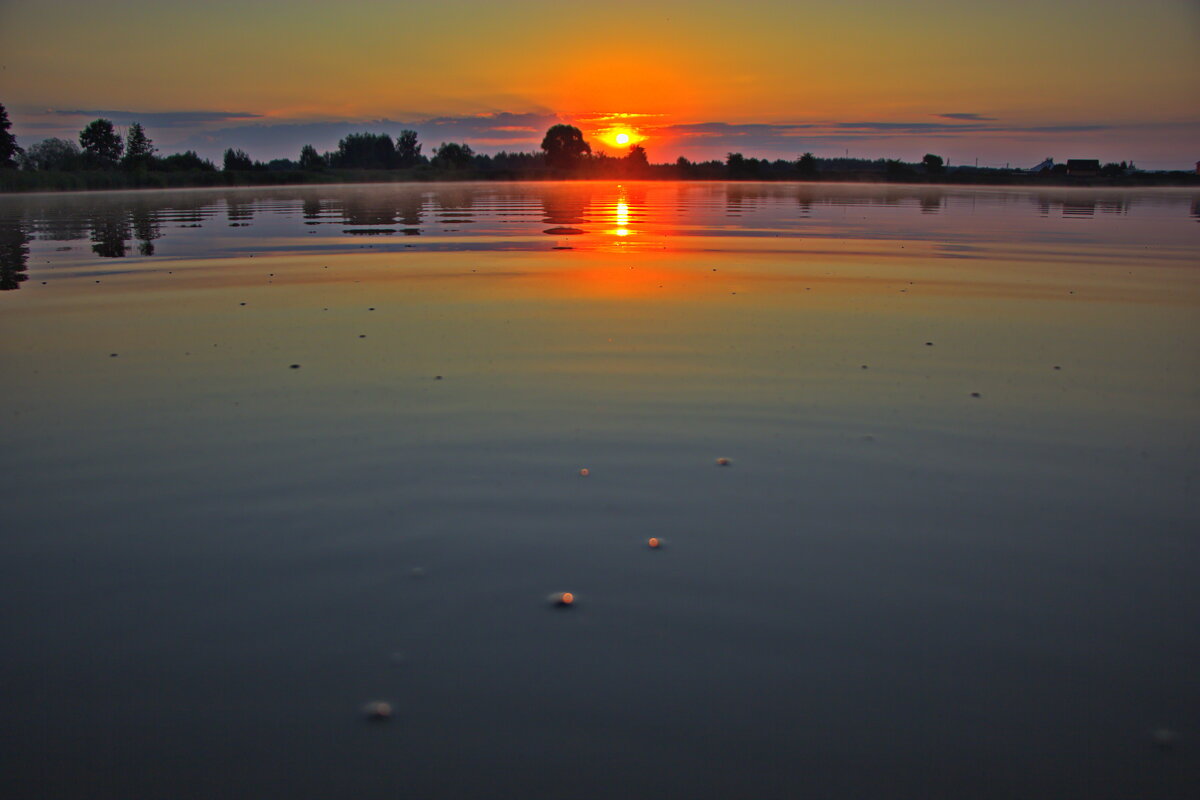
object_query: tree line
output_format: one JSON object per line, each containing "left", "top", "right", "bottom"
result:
{"left": 4, "top": 104, "right": 1188, "bottom": 191}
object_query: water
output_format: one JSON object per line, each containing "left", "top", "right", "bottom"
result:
{"left": 1, "top": 182, "right": 1198, "bottom": 799}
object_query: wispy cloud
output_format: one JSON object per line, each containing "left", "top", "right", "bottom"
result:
{"left": 50, "top": 109, "right": 263, "bottom": 127}
{"left": 938, "top": 113, "right": 997, "bottom": 121}
{"left": 165, "top": 112, "right": 564, "bottom": 160}
{"left": 11, "top": 105, "right": 1193, "bottom": 168}
{"left": 660, "top": 118, "right": 1118, "bottom": 144}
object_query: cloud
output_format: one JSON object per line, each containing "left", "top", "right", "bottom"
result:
{"left": 15, "top": 105, "right": 1183, "bottom": 168}
{"left": 166, "top": 112, "right": 564, "bottom": 161}
{"left": 1023, "top": 124, "right": 1111, "bottom": 133}
{"left": 49, "top": 109, "right": 263, "bottom": 128}
{"left": 660, "top": 118, "right": 1119, "bottom": 146}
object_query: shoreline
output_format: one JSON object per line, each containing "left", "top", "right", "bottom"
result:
{"left": 3, "top": 169, "right": 1198, "bottom": 195}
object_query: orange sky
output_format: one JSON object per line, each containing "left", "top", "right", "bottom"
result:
{"left": 1, "top": 0, "right": 1198, "bottom": 167}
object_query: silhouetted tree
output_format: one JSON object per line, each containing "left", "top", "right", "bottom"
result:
{"left": 541, "top": 124, "right": 590, "bottom": 169}
{"left": 886, "top": 159, "right": 917, "bottom": 180}
{"left": 332, "top": 133, "right": 396, "bottom": 169}
{"left": 224, "top": 148, "right": 254, "bottom": 170}
{"left": 396, "top": 130, "right": 422, "bottom": 167}
{"left": 796, "top": 152, "right": 818, "bottom": 178}
{"left": 80, "top": 119, "right": 123, "bottom": 166}
{"left": 299, "top": 144, "right": 325, "bottom": 170}
{"left": 122, "top": 123, "right": 155, "bottom": 170}
{"left": 625, "top": 144, "right": 649, "bottom": 174}
{"left": 0, "top": 103, "right": 22, "bottom": 168}
{"left": 158, "top": 151, "right": 216, "bottom": 171}
{"left": 727, "top": 152, "right": 762, "bottom": 178}
{"left": 432, "top": 142, "right": 474, "bottom": 169}
{"left": 921, "top": 153, "right": 945, "bottom": 174}
{"left": 19, "top": 138, "right": 81, "bottom": 171}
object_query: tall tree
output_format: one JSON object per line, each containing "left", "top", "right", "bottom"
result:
{"left": 332, "top": 133, "right": 396, "bottom": 169}
{"left": 122, "top": 123, "right": 155, "bottom": 169}
{"left": 796, "top": 152, "right": 818, "bottom": 178}
{"left": 922, "top": 153, "right": 945, "bottom": 174}
{"left": 299, "top": 144, "right": 325, "bottom": 170}
{"left": 20, "top": 138, "right": 81, "bottom": 171}
{"left": 540, "top": 124, "right": 590, "bottom": 169}
{"left": 79, "top": 119, "right": 123, "bottom": 166}
{"left": 0, "top": 103, "right": 23, "bottom": 168}
{"left": 158, "top": 151, "right": 216, "bottom": 172}
{"left": 224, "top": 148, "right": 254, "bottom": 170}
{"left": 396, "top": 130, "right": 422, "bottom": 168}
{"left": 625, "top": 144, "right": 649, "bottom": 171}
{"left": 432, "top": 142, "right": 474, "bottom": 169}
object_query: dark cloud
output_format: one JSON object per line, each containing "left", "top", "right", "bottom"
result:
{"left": 413, "top": 112, "right": 560, "bottom": 145}
{"left": 830, "top": 121, "right": 994, "bottom": 132}
{"left": 938, "top": 113, "right": 998, "bottom": 121}
{"left": 663, "top": 119, "right": 1116, "bottom": 144}
{"left": 17, "top": 107, "right": 1132, "bottom": 165}
{"left": 168, "top": 113, "right": 562, "bottom": 161}
{"left": 51, "top": 109, "right": 263, "bottom": 127}
{"left": 1024, "top": 124, "right": 1112, "bottom": 133}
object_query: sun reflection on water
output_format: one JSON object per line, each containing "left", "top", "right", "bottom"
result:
{"left": 612, "top": 188, "right": 633, "bottom": 237}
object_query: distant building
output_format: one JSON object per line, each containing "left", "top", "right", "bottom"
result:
{"left": 1029, "top": 158, "right": 1055, "bottom": 174}
{"left": 1067, "top": 159, "right": 1101, "bottom": 177}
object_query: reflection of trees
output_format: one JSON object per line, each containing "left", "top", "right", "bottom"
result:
{"left": 130, "top": 203, "right": 161, "bottom": 256}
{"left": 433, "top": 187, "right": 475, "bottom": 219}
{"left": 0, "top": 218, "right": 30, "bottom": 291}
{"left": 28, "top": 205, "right": 88, "bottom": 242}
{"left": 725, "top": 185, "right": 759, "bottom": 214}
{"left": 302, "top": 195, "right": 322, "bottom": 222}
{"left": 920, "top": 195, "right": 943, "bottom": 214}
{"left": 226, "top": 196, "right": 254, "bottom": 223}
{"left": 90, "top": 212, "right": 131, "bottom": 258}
{"left": 342, "top": 193, "right": 397, "bottom": 227}
{"left": 541, "top": 188, "right": 592, "bottom": 226}
{"left": 396, "top": 195, "right": 422, "bottom": 229}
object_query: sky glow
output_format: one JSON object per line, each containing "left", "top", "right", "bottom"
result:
{"left": 1, "top": 0, "right": 1197, "bottom": 167}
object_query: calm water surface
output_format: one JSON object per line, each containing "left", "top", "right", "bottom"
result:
{"left": 2, "top": 183, "right": 1198, "bottom": 799}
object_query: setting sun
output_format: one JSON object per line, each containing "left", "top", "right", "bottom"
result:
{"left": 588, "top": 119, "right": 648, "bottom": 151}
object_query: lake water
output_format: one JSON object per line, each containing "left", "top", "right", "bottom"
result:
{"left": 1, "top": 182, "right": 1198, "bottom": 799}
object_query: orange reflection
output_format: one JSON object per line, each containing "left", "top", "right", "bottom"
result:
{"left": 544, "top": 263, "right": 696, "bottom": 299}
{"left": 610, "top": 188, "right": 634, "bottom": 238}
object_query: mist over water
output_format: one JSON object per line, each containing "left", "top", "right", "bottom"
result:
{"left": 2, "top": 182, "right": 1198, "bottom": 799}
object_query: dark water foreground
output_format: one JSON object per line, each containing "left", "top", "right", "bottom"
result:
{"left": 1, "top": 183, "right": 1198, "bottom": 799}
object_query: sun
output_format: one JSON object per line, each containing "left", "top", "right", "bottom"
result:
{"left": 614, "top": 132, "right": 630, "bottom": 145}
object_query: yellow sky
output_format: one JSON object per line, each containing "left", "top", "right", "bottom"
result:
{"left": 1, "top": 0, "right": 1197, "bottom": 165}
